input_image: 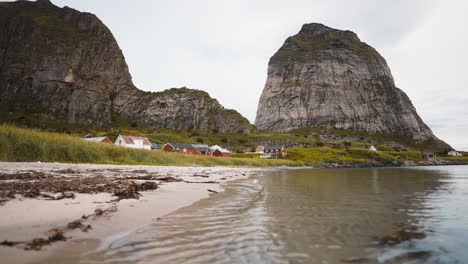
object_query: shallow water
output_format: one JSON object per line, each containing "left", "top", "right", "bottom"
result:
{"left": 49, "top": 166, "right": 468, "bottom": 263}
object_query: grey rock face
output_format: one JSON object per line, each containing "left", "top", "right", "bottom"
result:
{"left": 123, "top": 88, "right": 252, "bottom": 133}
{"left": 0, "top": 0, "right": 251, "bottom": 133}
{"left": 255, "top": 23, "right": 445, "bottom": 145}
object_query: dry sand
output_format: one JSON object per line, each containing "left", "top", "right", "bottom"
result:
{"left": 0, "top": 162, "right": 267, "bottom": 264}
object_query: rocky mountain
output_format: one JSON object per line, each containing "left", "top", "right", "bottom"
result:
{"left": 124, "top": 88, "right": 252, "bottom": 133}
{"left": 255, "top": 23, "right": 448, "bottom": 148}
{"left": 0, "top": 0, "right": 252, "bottom": 133}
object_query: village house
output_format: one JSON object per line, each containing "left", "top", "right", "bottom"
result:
{"left": 81, "top": 137, "right": 112, "bottom": 144}
{"left": 263, "top": 145, "right": 286, "bottom": 153}
{"left": 162, "top": 143, "right": 200, "bottom": 155}
{"left": 260, "top": 145, "right": 287, "bottom": 159}
{"left": 424, "top": 151, "right": 436, "bottom": 160}
{"left": 192, "top": 144, "right": 210, "bottom": 155}
{"left": 209, "top": 145, "right": 231, "bottom": 157}
{"left": 114, "top": 135, "right": 152, "bottom": 150}
{"left": 448, "top": 150, "right": 462, "bottom": 157}
{"left": 255, "top": 146, "right": 265, "bottom": 153}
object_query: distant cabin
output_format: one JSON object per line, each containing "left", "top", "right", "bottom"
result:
{"left": 448, "top": 150, "right": 462, "bottom": 157}
{"left": 192, "top": 144, "right": 210, "bottom": 155}
{"left": 163, "top": 143, "right": 200, "bottom": 155}
{"left": 209, "top": 145, "right": 231, "bottom": 157}
{"left": 424, "top": 151, "right": 436, "bottom": 160}
{"left": 114, "top": 135, "right": 151, "bottom": 150}
{"left": 255, "top": 146, "right": 265, "bottom": 153}
{"left": 263, "top": 146, "right": 285, "bottom": 153}
{"left": 151, "top": 143, "right": 159, "bottom": 150}
{"left": 82, "top": 137, "right": 112, "bottom": 144}
{"left": 369, "top": 145, "right": 378, "bottom": 152}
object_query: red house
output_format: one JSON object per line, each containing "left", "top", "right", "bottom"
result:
{"left": 162, "top": 143, "right": 201, "bottom": 155}
{"left": 208, "top": 145, "right": 231, "bottom": 158}
{"left": 212, "top": 148, "right": 231, "bottom": 158}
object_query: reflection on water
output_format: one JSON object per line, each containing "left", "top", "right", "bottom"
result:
{"left": 56, "top": 166, "right": 468, "bottom": 263}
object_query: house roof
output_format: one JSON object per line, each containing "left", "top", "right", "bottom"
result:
{"left": 193, "top": 144, "right": 209, "bottom": 152}
{"left": 212, "top": 148, "right": 230, "bottom": 153}
{"left": 210, "top": 145, "right": 230, "bottom": 153}
{"left": 167, "top": 143, "right": 196, "bottom": 149}
{"left": 264, "top": 145, "right": 283, "bottom": 150}
{"left": 119, "top": 135, "right": 151, "bottom": 146}
{"left": 82, "top": 137, "right": 109, "bottom": 143}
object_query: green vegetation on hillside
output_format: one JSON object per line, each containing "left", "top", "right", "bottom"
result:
{"left": 271, "top": 31, "right": 382, "bottom": 65}
{"left": 287, "top": 148, "right": 424, "bottom": 166}
{"left": 288, "top": 127, "right": 449, "bottom": 153}
{"left": 0, "top": 1, "right": 91, "bottom": 39}
{"left": 0, "top": 125, "right": 297, "bottom": 167}
{"left": 2, "top": 124, "right": 459, "bottom": 168}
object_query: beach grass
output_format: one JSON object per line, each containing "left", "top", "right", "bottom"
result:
{"left": 0, "top": 124, "right": 299, "bottom": 167}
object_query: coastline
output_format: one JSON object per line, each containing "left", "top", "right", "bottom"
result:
{"left": 0, "top": 162, "right": 267, "bottom": 264}
{"left": 1, "top": 160, "right": 466, "bottom": 263}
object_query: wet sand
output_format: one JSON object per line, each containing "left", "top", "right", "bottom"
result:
{"left": 0, "top": 162, "right": 265, "bottom": 264}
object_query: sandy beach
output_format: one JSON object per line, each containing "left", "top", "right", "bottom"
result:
{"left": 0, "top": 162, "right": 266, "bottom": 264}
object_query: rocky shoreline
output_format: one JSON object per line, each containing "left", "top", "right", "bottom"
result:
{"left": 316, "top": 159, "right": 466, "bottom": 169}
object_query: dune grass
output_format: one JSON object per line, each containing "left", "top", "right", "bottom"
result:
{"left": 0, "top": 124, "right": 300, "bottom": 167}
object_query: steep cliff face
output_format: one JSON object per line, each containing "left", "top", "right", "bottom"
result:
{"left": 0, "top": 0, "right": 251, "bottom": 133}
{"left": 255, "top": 23, "right": 445, "bottom": 145}
{"left": 0, "top": 0, "right": 138, "bottom": 126}
{"left": 123, "top": 88, "right": 252, "bottom": 133}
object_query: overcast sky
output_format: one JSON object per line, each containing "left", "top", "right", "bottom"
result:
{"left": 29, "top": 1, "right": 468, "bottom": 150}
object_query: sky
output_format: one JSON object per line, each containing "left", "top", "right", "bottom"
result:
{"left": 22, "top": 1, "right": 468, "bottom": 150}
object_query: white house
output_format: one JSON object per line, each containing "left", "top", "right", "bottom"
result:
{"left": 255, "top": 146, "right": 264, "bottom": 153}
{"left": 114, "top": 135, "right": 151, "bottom": 150}
{"left": 369, "top": 145, "right": 378, "bottom": 152}
{"left": 448, "top": 150, "right": 462, "bottom": 157}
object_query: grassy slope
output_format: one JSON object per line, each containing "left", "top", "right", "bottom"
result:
{"left": 288, "top": 148, "right": 424, "bottom": 166}
{"left": 0, "top": 125, "right": 298, "bottom": 167}
{"left": 1, "top": 124, "right": 461, "bottom": 167}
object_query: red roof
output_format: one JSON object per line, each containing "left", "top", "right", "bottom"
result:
{"left": 120, "top": 135, "right": 151, "bottom": 146}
